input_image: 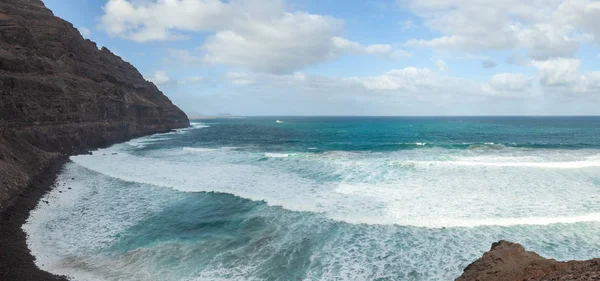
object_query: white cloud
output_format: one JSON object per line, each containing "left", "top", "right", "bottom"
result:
{"left": 404, "top": 0, "right": 598, "bottom": 60}
{"left": 79, "top": 27, "right": 91, "bottom": 37}
{"left": 100, "top": 0, "right": 233, "bottom": 41}
{"left": 530, "top": 58, "right": 600, "bottom": 93}
{"left": 332, "top": 37, "right": 410, "bottom": 58}
{"left": 166, "top": 49, "right": 205, "bottom": 66}
{"left": 100, "top": 0, "right": 407, "bottom": 73}
{"left": 489, "top": 73, "right": 532, "bottom": 92}
{"left": 147, "top": 71, "right": 205, "bottom": 87}
{"left": 353, "top": 68, "right": 439, "bottom": 92}
{"left": 169, "top": 63, "right": 600, "bottom": 115}
{"left": 433, "top": 59, "right": 448, "bottom": 71}
{"left": 221, "top": 67, "right": 535, "bottom": 100}
{"left": 349, "top": 68, "right": 534, "bottom": 98}
{"left": 202, "top": 12, "right": 344, "bottom": 73}
{"left": 147, "top": 71, "right": 171, "bottom": 86}
{"left": 226, "top": 72, "right": 256, "bottom": 85}
{"left": 531, "top": 58, "right": 581, "bottom": 86}
{"left": 555, "top": 0, "right": 600, "bottom": 45}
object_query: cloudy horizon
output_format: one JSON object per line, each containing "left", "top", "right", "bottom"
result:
{"left": 45, "top": 0, "right": 600, "bottom": 116}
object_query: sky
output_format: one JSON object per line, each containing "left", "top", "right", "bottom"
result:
{"left": 43, "top": 0, "right": 600, "bottom": 116}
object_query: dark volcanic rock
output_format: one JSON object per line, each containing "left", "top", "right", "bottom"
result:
{"left": 0, "top": 1, "right": 188, "bottom": 280}
{"left": 456, "top": 240, "right": 600, "bottom": 281}
{"left": 0, "top": 0, "right": 189, "bottom": 209}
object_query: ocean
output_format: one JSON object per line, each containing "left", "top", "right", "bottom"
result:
{"left": 24, "top": 116, "right": 600, "bottom": 281}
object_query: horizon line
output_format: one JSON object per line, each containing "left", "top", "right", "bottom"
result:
{"left": 187, "top": 114, "right": 600, "bottom": 118}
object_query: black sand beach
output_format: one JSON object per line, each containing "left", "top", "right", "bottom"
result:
{"left": 0, "top": 156, "right": 69, "bottom": 281}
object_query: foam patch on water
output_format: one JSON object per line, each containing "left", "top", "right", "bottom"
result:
{"left": 401, "top": 159, "right": 600, "bottom": 169}
{"left": 66, "top": 138, "right": 600, "bottom": 229}
{"left": 24, "top": 164, "right": 180, "bottom": 280}
{"left": 24, "top": 166, "right": 600, "bottom": 281}
{"left": 264, "top": 152, "right": 292, "bottom": 158}
{"left": 126, "top": 123, "right": 209, "bottom": 148}
{"left": 24, "top": 124, "right": 600, "bottom": 281}
{"left": 24, "top": 159, "right": 600, "bottom": 281}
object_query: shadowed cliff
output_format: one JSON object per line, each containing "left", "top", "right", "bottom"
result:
{"left": 0, "top": 0, "right": 189, "bottom": 210}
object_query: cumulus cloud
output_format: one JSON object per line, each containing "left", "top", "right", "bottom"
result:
{"left": 332, "top": 37, "right": 411, "bottom": 58}
{"left": 201, "top": 13, "right": 344, "bottom": 73}
{"left": 404, "top": 0, "right": 597, "bottom": 60}
{"left": 226, "top": 72, "right": 256, "bottom": 85}
{"left": 555, "top": 0, "right": 600, "bottom": 45}
{"left": 531, "top": 58, "right": 581, "bottom": 86}
{"left": 147, "top": 71, "right": 172, "bottom": 86}
{"left": 351, "top": 68, "right": 533, "bottom": 98}
{"left": 531, "top": 58, "right": 600, "bottom": 93}
{"left": 79, "top": 27, "right": 91, "bottom": 37}
{"left": 166, "top": 49, "right": 205, "bottom": 66}
{"left": 100, "top": 0, "right": 407, "bottom": 73}
{"left": 489, "top": 73, "right": 532, "bottom": 92}
{"left": 433, "top": 59, "right": 448, "bottom": 71}
{"left": 100, "top": 0, "right": 234, "bottom": 41}
{"left": 231, "top": 67, "right": 535, "bottom": 100}
{"left": 147, "top": 71, "right": 206, "bottom": 87}
{"left": 176, "top": 67, "right": 600, "bottom": 115}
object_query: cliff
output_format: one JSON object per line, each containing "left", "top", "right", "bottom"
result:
{"left": 456, "top": 241, "right": 600, "bottom": 281}
{"left": 0, "top": 0, "right": 189, "bottom": 210}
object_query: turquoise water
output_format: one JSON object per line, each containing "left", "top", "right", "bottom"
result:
{"left": 25, "top": 117, "right": 600, "bottom": 280}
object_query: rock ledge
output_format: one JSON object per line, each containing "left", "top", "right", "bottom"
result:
{"left": 456, "top": 240, "right": 600, "bottom": 281}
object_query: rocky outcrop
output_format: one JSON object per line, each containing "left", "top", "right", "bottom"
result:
{"left": 456, "top": 241, "right": 600, "bottom": 281}
{"left": 0, "top": 0, "right": 189, "bottom": 210}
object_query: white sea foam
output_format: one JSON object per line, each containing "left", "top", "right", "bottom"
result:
{"left": 127, "top": 137, "right": 172, "bottom": 148}
{"left": 24, "top": 164, "right": 175, "bottom": 281}
{"left": 396, "top": 142, "right": 427, "bottom": 146}
{"left": 65, "top": 139, "right": 600, "bottom": 229}
{"left": 126, "top": 123, "right": 209, "bottom": 148}
{"left": 176, "top": 122, "right": 210, "bottom": 133}
{"left": 445, "top": 160, "right": 600, "bottom": 168}
{"left": 24, "top": 136, "right": 600, "bottom": 281}
{"left": 264, "top": 152, "right": 291, "bottom": 158}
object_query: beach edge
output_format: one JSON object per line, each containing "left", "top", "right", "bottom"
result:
{"left": 0, "top": 155, "right": 69, "bottom": 281}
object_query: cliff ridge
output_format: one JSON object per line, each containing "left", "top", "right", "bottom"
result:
{"left": 0, "top": 0, "right": 189, "bottom": 210}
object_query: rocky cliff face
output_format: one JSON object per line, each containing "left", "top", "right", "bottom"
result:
{"left": 456, "top": 241, "right": 600, "bottom": 281}
{"left": 0, "top": 0, "right": 189, "bottom": 210}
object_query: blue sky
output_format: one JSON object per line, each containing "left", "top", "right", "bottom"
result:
{"left": 44, "top": 0, "right": 600, "bottom": 115}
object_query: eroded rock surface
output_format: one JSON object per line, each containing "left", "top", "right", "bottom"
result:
{"left": 456, "top": 240, "right": 600, "bottom": 281}
{"left": 0, "top": 0, "right": 189, "bottom": 209}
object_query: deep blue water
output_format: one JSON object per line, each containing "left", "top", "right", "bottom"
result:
{"left": 25, "top": 117, "right": 600, "bottom": 281}
{"left": 157, "top": 117, "right": 600, "bottom": 152}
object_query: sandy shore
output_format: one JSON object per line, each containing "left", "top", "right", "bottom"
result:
{"left": 0, "top": 156, "right": 69, "bottom": 281}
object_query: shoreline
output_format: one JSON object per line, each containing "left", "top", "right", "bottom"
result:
{"left": 2, "top": 137, "right": 599, "bottom": 281}
{"left": 0, "top": 128, "right": 184, "bottom": 281}
{"left": 0, "top": 127, "right": 187, "bottom": 281}
{"left": 0, "top": 155, "right": 69, "bottom": 281}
